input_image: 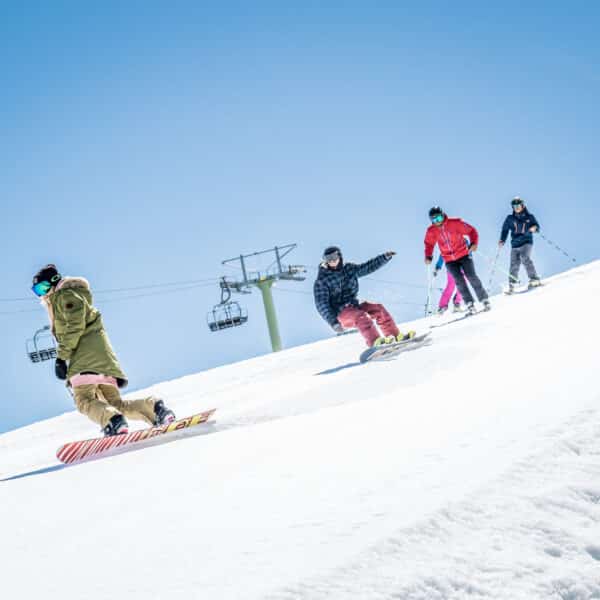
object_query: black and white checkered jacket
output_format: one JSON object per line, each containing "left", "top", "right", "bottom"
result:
{"left": 313, "top": 254, "right": 391, "bottom": 327}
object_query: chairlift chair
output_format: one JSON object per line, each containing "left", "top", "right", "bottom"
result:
{"left": 207, "top": 301, "right": 248, "bottom": 332}
{"left": 27, "top": 325, "right": 57, "bottom": 363}
{"left": 207, "top": 278, "right": 248, "bottom": 332}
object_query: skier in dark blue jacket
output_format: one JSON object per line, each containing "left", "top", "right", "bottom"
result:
{"left": 499, "top": 196, "right": 541, "bottom": 292}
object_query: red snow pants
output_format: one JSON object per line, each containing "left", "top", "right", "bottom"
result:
{"left": 337, "top": 302, "right": 399, "bottom": 347}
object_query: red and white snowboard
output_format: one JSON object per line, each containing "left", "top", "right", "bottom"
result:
{"left": 56, "top": 409, "right": 216, "bottom": 464}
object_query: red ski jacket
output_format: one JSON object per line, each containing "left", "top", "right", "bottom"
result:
{"left": 424, "top": 216, "right": 479, "bottom": 263}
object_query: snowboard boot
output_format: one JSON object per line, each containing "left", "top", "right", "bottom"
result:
{"left": 397, "top": 331, "right": 416, "bottom": 342}
{"left": 528, "top": 278, "right": 542, "bottom": 289}
{"left": 154, "top": 400, "right": 176, "bottom": 426}
{"left": 482, "top": 300, "right": 491, "bottom": 312}
{"left": 103, "top": 414, "right": 129, "bottom": 437}
{"left": 466, "top": 302, "right": 477, "bottom": 316}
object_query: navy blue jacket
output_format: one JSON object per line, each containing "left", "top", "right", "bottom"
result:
{"left": 500, "top": 209, "right": 540, "bottom": 248}
{"left": 313, "top": 254, "right": 391, "bottom": 327}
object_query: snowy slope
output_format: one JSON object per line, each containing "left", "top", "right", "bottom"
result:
{"left": 2, "top": 262, "right": 600, "bottom": 600}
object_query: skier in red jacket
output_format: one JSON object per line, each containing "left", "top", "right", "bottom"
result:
{"left": 424, "top": 207, "right": 490, "bottom": 315}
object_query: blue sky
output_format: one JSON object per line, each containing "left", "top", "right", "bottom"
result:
{"left": 1, "top": 1, "right": 599, "bottom": 433}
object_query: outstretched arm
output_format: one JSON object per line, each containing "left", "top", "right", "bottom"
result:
{"left": 354, "top": 254, "right": 391, "bottom": 278}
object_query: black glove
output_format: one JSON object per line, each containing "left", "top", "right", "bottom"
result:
{"left": 332, "top": 322, "right": 344, "bottom": 333}
{"left": 55, "top": 358, "right": 68, "bottom": 380}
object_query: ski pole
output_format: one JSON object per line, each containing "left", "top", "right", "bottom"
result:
{"left": 538, "top": 232, "right": 577, "bottom": 263}
{"left": 478, "top": 249, "right": 520, "bottom": 285}
{"left": 486, "top": 245, "right": 502, "bottom": 291}
{"left": 425, "top": 263, "right": 433, "bottom": 316}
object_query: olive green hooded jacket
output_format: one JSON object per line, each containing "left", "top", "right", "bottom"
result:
{"left": 45, "top": 277, "right": 128, "bottom": 386}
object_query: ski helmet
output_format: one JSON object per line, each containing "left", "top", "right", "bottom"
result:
{"left": 322, "top": 246, "right": 342, "bottom": 263}
{"left": 33, "top": 264, "right": 61, "bottom": 286}
{"left": 32, "top": 264, "right": 62, "bottom": 297}
{"left": 511, "top": 196, "right": 524, "bottom": 207}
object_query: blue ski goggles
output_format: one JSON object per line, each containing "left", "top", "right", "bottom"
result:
{"left": 430, "top": 214, "right": 444, "bottom": 224}
{"left": 31, "top": 273, "right": 61, "bottom": 297}
{"left": 32, "top": 280, "right": 53, "bottom": 297}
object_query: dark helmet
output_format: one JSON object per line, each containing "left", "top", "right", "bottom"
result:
{"left": 429, "top": 206, "right": 444, "bottom": 219}
{"left": 322, "top": 246, "right": 343, "bottom": 269}
{"left": 322, "top": 246, "right": 342, "bottom": 261}
{"left": 511, "top": 196, "right": 525, "bottom": 208}
{"left": 32, "top": 264, "right": 61, "bottom": 287}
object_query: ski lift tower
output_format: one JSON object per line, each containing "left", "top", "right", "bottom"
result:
{"left": 221, "top": 244, "right": 306, "bottom": 352}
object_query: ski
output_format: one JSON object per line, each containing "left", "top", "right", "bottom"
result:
{"left": 56, "top": 409, "right": 216, "bottom": 464}
{"left": 360, "top": 332, "right": 431, "bottom": 363}
{"left": 504, "top": 282, "right": 544, "bottom": 295}
{"left": 429, "top": 308, "right": 488, "bottom": 328}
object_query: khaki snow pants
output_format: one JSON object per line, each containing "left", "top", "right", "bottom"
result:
{"left": 72, "top": 384, "right": 156, "bottom": 429}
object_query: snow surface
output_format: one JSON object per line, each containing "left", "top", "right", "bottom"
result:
{"left": 2, "top": 262, "right": 600, "bottom": 600}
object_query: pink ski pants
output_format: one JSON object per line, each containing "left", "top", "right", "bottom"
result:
{"left": 439, "top": 271, "right": 463, "bottom": 309}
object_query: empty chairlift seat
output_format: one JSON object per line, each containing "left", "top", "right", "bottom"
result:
{"left": 27, "top": 325, "right": 58, "bottom": 363}
{"left": 207, "top": 301, "right": 248, "bottom": 332}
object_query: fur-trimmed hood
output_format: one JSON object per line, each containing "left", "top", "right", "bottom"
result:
{"left": 42, "top": 276, "right": 91, "bottom": 310}
{"left": 56, "top": 276, "right": 91, "bottom": 291}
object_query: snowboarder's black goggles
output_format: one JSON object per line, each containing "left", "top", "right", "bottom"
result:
{"left": 511, "top": 199, "right": 523, "bottom": 207}
{"left": 323, "top": 251, "right": 341, "bottom": 262}
{"left": 430, "top": 214, "right": 444, "bottom": 224}
{"left": 32, "top": 275, "right": 60, "bottom": 297}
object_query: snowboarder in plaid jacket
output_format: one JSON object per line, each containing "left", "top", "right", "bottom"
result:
{"left": 313, "top": 246, "right": 415, "bottom": 347}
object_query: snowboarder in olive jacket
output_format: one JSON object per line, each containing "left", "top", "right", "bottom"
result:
{"left": 32, "top": 264, "right": 175, "bottom": 436}
{"left": 313, "top": 247, "right": 414, "bottom": 347}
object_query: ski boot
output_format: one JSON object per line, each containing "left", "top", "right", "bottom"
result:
{"left": 505, "top": 284, "right": 515, "bottom": 295}
{"left": 373, "top": 336, "right": 395, "bottom": 347}
{"left": 397, "top": 331, "right": 416, "bottom": 342}
{"left": 452, "top": 303, "right": 464, "bottom": 313}
{"left": 482, "top": 300, "right": 491, "bottom": 312}
{"left": 528, "top": 278, "right": 542, "bottom": 289}
{"left": 154, "top": 399, "right": 176, "bottom": 426}
{"left": 103, "top": 414, "right": 129, "bottom": 437}
{"left": 437, "top": 306, "right": 448, "bottom": 315}
{"left": 466, "top": 302, "right": 477, "bottom": 316}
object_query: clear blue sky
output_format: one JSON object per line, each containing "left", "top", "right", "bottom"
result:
{"left": 2, "top": 1, "right": 599, "bottom": 433}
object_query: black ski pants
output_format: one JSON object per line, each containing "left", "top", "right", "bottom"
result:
{"left": 445, "top": 255, "right": 488, "bottom": 305}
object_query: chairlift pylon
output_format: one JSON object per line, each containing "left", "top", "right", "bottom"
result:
{"left": 207, "top": 278, "right": 248, "bottom": 332}
{"left": 27, "top": 325, "right": 57, "bottom": 363}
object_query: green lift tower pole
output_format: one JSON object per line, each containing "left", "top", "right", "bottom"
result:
{"left": 218, "top": 244, "right": 305, "bottom": 353}
{"left": 256, "top": 278, "right": 282, "bottom": 352}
